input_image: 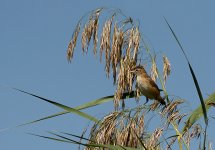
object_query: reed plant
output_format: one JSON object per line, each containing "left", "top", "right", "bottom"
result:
{"left": 6, "top": 8, "right": 215, "bottom": 150}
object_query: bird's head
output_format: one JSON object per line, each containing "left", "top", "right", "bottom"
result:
{"left": 130, "top": 65, "right": 147, "bottom": 76}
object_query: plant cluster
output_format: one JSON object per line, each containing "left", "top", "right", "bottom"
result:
{"left": 6, "top": 7, "right": 214, "bottom": 150}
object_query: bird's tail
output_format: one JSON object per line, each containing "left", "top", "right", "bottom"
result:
{"left": 157, "top": 96, "right": 166, "bottom": 105}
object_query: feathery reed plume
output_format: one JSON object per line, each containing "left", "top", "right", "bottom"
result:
{"left": 133, "top": 27, "right": 140, "bottom": 62}
{"left": 81, "top": 10, "right": 102, "bottom": 54}
{"left": 150, "top": 101, "right": 160, "bottom": 110}
{"left": 67, "top": 8, "right": 168, "bottom": 109}
{"left": 147, "top": 128, "right": 163, "bottom": 149}
{"left": 114, "top": 58, "right": 136, "bottom": 109}
{"left": 162, "top": 100, "right": 185, "bottom": 125}
{"left": 190, "top": 124, "right": 201, "bottom": 139}
{"left": 67, "top": 8, "right": 143, "bottom": 108}
{"left": 163, "top": 55, "right": 171, "bottom": 84}
{"left": 100, "top": 16, "right": 114, "bottom": 77}
{"left": 151, "top": 56, "right": 158, "bottom": 82}
{"left": 111, "top": 23, "right": 124, "bottom": 83}
{"left": 86, "top": 110, "right": 149, "bottom": 149}
{"left": 81, "top": 23, "right": 92, "bottom": 52}
{"left": 92, "top": 10, "right": 100, "bottom": 55}
{"left": 67, "top": 23, "right": 80, "bottom": 61}
{"left": 100, "top": 16, "right": 113, "bottom": 60}
{"left": 184, "top": 124, "right": 202, "bottom": 147}
{"left": 81, "top": 25, "right": 87, "bottom": 52}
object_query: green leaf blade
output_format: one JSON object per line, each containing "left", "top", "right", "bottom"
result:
{"left": 164, "top": 18, "right": 208, "bottom": 125}
{"left": 183, "top": 92, "right": 215, "bottom": 132}
{"left": 14, "top": 88, "right": 99, "bottom": 123}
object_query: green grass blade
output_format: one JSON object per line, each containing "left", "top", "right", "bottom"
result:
{"left": 15, "top": 93, "right": 116, "bottom": 127}
{"left": 0, "top": 89, "right": 136, "bottom": 132}
{"left": 13, "top": 91, "right": 136, "bottom": 127}
{"left": 164, "top": 18, "right": 208, "bottom": 126}
{"left": 60, "top": 132, "right": 93, "bottom": 142}
{"left": 164, "top": 18, "right": 189, "bottom": 61}
{"left": 14, "top": 88, "right": 99, "bottom": 123}
{"left": 188, "top": 63, "right": 208, "bottom": 125}
{"left": 30, "top": 131, "right": 141, "bottom": 150}
{"left": 27, "top": 133, "right": 74, "bottom": 143}
{"left": 76, "top": 90, "right": 136, "bottom": 110}
{"left": 182, "top": 92, "right": 215, "bottom": 132}
{"left": 48, "top": 131, "right": 86, "bottom": 145}
{"left": 164, "top": 18, "right": 208, "bottom": 149}
{"left": 16, "top": 111, "right": 69, "bottom": 127}
{"left": 48, "top": 131, "right": 130, "bottom": 150}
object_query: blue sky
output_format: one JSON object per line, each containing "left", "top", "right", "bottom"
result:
{"left": 1, "top": 0, "right": 215, "bottom": 149}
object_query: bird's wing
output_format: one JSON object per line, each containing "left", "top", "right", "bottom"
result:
{"left": 147, "top": 76, "right": 160, "bottom": 91}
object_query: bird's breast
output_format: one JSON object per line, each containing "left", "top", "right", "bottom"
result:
{"left": 137, "top": 76, "right": 149, "bottom": 90}
{"left": 136, "top": 75, "right": 156, "bottom": 99}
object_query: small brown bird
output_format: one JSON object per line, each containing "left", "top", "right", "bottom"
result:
{"left": 131, "top": 65, "right": 166, "bottom": 105}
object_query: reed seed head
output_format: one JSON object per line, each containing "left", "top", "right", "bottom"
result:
{"left": 163, "top": 55, "right": 171, "bottom": 84}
